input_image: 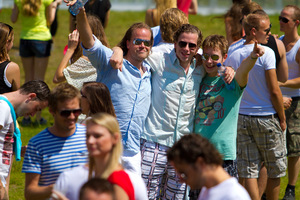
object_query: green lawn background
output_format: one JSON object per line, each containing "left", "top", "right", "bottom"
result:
{"left": 0, "top": 7, "right": 299, "bottom": 200}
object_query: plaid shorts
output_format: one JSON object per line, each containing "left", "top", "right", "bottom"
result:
{"left": 140, "top": 139, "right": 187, "bottom": 200}
{"left": 237, "top": 114, "right": 287, "bottom": 178}
{"left": 285, "top": 97, "right": 300, "bottom": 157}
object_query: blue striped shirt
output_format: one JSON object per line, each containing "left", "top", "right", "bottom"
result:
{"left": 22, "top": 124, "right": 88, "bottom": 186}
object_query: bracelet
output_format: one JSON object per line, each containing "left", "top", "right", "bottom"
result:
{"left": 251, "top": 55, "right": 258, "bottom": 60}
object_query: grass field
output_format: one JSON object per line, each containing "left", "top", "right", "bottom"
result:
{"left": 0, "top": 7, "right": 299, "bottom": 200}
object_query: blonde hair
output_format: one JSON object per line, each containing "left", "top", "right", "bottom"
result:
{"left": 22, "top": 0, "right": 42, "bottom": 16}
{"left": 86, "top": 113, "right": 123, "bottom": 179}
{"left": 153, "top": 0, "right": 177, "bottom": 26}
{"left": 160, "top": 8, "right": 188, "bottom": 43}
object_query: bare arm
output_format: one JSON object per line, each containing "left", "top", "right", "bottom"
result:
{"left": 6, "top": 62, "right": 20, "bottom": 91}
{"left": 76, "top": 8, "right": 95, "bottom": 49}
{"left": 235, "top": 42, "right": 265, "bottom": 87}
{"left": 103, "top": 10, "right": 110, "bottom": 29}
{"left": 188, "top": 0, "right": 198, "bottom": 15}
{"left": 47, "top": 0, "right": 62, "bottom": 26}
{"left": 113, "top": 185, "right": 129, "bottom": 200}
{"left": 265, "top": 69, "right": 286, "bottom": 131}
{"left": 53, "top": 30, "right": 79, "bottom": 83}
{"left": 25, "top": 173, "right": 53, "bottom": 199}
{"left": 279, "top": 47, "right": 300, "bottom": 88}
{"left": 11, "top": 3, "right": 19, "bottom": 23}
{"left": 275, "top": 39, "right": 288, "bottom": 83}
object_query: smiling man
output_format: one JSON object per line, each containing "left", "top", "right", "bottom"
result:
{"left": 226, "top": 12, "right": 286, "bottom": 200}
{"left": 22, "top": 83, "right": 88, "bottom": 199}
{"left": 73, "top": 8, "right": 152, "bottom": 176}
{"left": 0, "top": 80, "right": 50, "bottom": 199}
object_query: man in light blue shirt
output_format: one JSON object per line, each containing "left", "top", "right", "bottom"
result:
{"left": 75, "top": 8, "right": 152, "bottom": 175}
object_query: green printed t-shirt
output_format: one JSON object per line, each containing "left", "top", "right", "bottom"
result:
{"left": 194, "top": 76, "right": 244, "bottom": 160}
{"left": 15, "top": 0, "right": 52, "bottom": 41}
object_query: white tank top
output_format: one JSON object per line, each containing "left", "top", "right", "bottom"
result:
{"left": 280, "top": 36, "right": 300, "bottom": 97}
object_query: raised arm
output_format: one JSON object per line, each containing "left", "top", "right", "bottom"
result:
{"left": 76, "top": 8, "right": 95, "bottom": 49}
{"left": 53, "top": 30, "right": 79, "bottom": 83}
{"left": 235, "top": 42, "right": 265, "bottom": 87}
{"left": 25, "top": 173, "right": 53, "bottom": 199}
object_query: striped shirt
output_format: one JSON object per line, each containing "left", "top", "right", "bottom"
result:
{"left": 22, "top": 124, "right": 88, "bottom": 186}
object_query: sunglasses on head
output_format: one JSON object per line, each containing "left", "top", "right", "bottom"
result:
{"left": 60, "top": 109, "right": 82, "bottom": 118}
{"left": 133, "top": 38, "right": 151, "bottom": 47}
{"left": 178, "top": 41, "right": 197, "bottom": 49}
{"left": 202, "top": 53, "right": 220, "bottom": 61}
{"left": 279, "top": 16, "right": 294, "bottom": 23}
{"left": 263, "top": 23, "right": 272, "bottom": 35}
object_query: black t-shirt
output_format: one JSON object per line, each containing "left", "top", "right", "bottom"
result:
{"left": 84, "top": 0, "right": 111, "bottom": 26}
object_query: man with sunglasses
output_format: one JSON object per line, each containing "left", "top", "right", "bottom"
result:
{"left": 278, "top": 5, "right": 300, "bottom": 200}
{"left": 0, "top": 80, "right": 50, "bottom": 199}
{"left": 22, "top": 83, "right": 88, "bottom": 199}
{"left": 226, "top": 12, "right": 286, "bottom": 200}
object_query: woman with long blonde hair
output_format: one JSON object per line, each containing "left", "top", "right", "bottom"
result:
{"left": 53, "top": 113, "right": 147, "bottom": 200}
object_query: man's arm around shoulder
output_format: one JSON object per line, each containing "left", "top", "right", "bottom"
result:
{"left": 25, "top": 173, "right": 53, "bottom": 200}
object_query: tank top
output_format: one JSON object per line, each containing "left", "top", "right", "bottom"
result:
{"left": 0, "top": 61, "right": 12, "bottom": 94}
{"left": 280, "top": 36, "right": 300, "bottom": 97}
{"left": 263, "top": 35, "right": 281, "bottom": 68}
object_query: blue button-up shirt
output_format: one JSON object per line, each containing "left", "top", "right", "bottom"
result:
{"left": 83, "top": 38, "right": 151, "bottom": 155}
{"left": 142, "top": 49, "right": 205, "bottom": 147}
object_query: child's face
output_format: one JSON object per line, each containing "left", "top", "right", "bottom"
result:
{"left": 202, "top": 47, "right": 226, "bottom": 77}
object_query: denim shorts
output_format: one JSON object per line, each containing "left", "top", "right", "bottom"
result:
{"left": 19, "top": 39, "right": 52, "bottom": 57}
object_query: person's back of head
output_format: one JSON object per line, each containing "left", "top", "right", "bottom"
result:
{"left": 167, "top": 134, "right": 223, "bottom": 166}
{"left": 173, "top": 24, "right": 203, "bottom": 47}
{"left": 22, "top": 0, "right": 41, "bottom": 16}
{"left": 242, "top": 2, "right": 263, "bottom": 16}
{"left": 19, "top": 80, "right": 50, "bottom": 102}
{"left": 232, "top": 0, "right": 251, "bottom": 5}
{"left": 81, "top": 82, "right": 116, "bottom": 117}
{"left": 49, "top": 82, "right": 80, "bottom": 112}
{"left": 0, "top": 22, "right": 14, "bottom": 61}
{"left": 224, "top": 4, "right": 244, "bottom": 42}
{"left": 118, "top": 23, "right": 153, "bottom": 56}
{"left": 160, "top": 8, "right": 188, "bottom": 43}
{"left": 87, "top": 14, "right": 110, "bottom": 48}
{"left": 79, "top": 178, "right": 115, "bottom": 200}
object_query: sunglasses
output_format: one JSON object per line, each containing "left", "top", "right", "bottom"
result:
{"left": 279, "top": 16, "right": 295, "bottom": 23}
{"left": 60, "top": 109, "right": 82, "bottom": 118}
{"left": 202, "top": 53, "right": 220, "bottom": 61}
{"left": 133, "top": 38, "right": 151, "bottom": 47}
{"left": 178, "top": 41, "right": 197, "bottom": 49}
{"left": 263, "top": 24, "right": 272, "bottom": 35}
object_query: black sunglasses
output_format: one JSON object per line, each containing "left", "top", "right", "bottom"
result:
{"left": 178, "top": 41, "right": 197, "bottom": 49}
{"left": 3, "top": 23, "right": 13, "bottom": 35}
{"left": 133, "top": 38, "right": 151, "bottom": 47}
{"left": 279, "top": 16, "right": 295, "bottom": 23}
{"left": 202, "top": 53, "right": 220, "bottom": 61}
{"left": 60, "top": 109, "right": 82, "bottom": 118}
{"left": 263, "top": 24, "right": 272, "bottom": 35}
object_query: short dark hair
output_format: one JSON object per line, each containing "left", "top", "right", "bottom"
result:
{"left": 167, "top": 134, "right": 223, "bottom": 166}
{"left": 19, "top": 80, "right": 50, "bottom": 102}
{"left": 118, "top": 22, "right": 153, "bottom": 56}
{"left": 82, "top": 82, "right": 116, "bottom": 117}
{"left": 49, "top": 83, "right": 80, "bottom": 111}
{"left": 173, "top": 24, "right": 203, "bottom": 47}
{"left": 79, "top": 178, "right": 115, "bottom": 200}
